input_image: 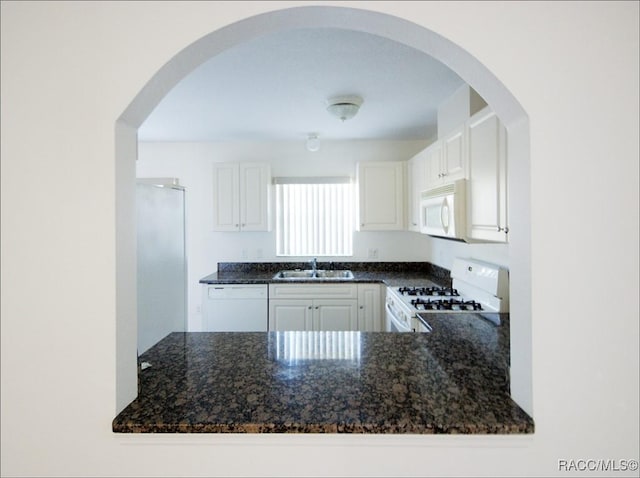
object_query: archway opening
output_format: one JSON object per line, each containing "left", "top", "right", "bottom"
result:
{"left": 115, "top": 5, "right": 532, "bottom": 417}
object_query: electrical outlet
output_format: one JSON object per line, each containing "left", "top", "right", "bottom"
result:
{"left": 196, "top": 305, "right": 201, "bottom": 314}
{"left": 368, "top": 248, "right": 379, "bottom": 259}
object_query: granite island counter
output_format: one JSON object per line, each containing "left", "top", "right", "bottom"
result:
{"left": 113, "top": 329, "right": 533, "bottom": 434}
{"left": 113, "top": 261, "right": 533, "bottom": 434}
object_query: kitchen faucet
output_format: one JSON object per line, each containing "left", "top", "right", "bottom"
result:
{"left": 310, "top": 257, "right": 317, "bottom": 274}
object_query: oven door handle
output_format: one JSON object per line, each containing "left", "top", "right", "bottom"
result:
{"left": 385, "top": 301, "right": 397, "bottom": 318}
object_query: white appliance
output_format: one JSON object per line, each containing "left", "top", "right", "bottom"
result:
{"left": 202, "top": 284, "right": 268, "bottom": 332}
{"left": 420, "top": 179, "right": 467, "bottom": 240}
{"left": 137, "top": 179, "right": 187, "bottom": 354}
{"left": 385, "top": 258, "right": 509, "bottom": 332}
{"left": 385, "top": 287, "right": 420, "bottom": 333}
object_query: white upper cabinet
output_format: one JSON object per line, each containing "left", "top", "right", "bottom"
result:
{"left": 425, "top": 125, "right": 467, "bottom": 189}
{"left": 442, "top": 124, "right": 467, "bottom": 181}
{"left": 407, "top": 149, "right": 428, "bottom": 232}
{"left": 212, "top": 162, "right": 270, "bottom": 232}
{"left": 424, "top": 140, "right": 444, "bottom": 190}
{"left": 357, "top": 161, "right": 405, "bottom": 231}
{"left": 465, "top": 107, "right": 508, "bottom": 242}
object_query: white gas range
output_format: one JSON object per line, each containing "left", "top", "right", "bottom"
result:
{"left": 385, "top": 258, "right": 509, "bottom": 333}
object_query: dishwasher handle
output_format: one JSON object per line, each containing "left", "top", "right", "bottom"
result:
{"left": 207, "top": 284, "right": 267, "bottom": 300}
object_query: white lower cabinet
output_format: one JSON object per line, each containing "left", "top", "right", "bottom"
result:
{"left": 269, "top": 298, "right": 358, "bottom": 331}
{"left": 357, "top": 283, "right": 382, "bottom": 331}
{"left": 268, "top": 283, "right": 381, "bottom": 332}
{"left": 268, "top": 299, "right": 313, "bottom": 331}
{"left": 313, "top": 299, "right": 358, "bottom": 331}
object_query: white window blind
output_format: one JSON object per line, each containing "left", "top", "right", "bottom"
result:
{"left": 275, "top": 178, "right": 353, "bottom": 256}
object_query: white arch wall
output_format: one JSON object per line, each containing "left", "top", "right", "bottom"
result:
{"left": 2, "top": 2, "right": 638, "bottom": 477}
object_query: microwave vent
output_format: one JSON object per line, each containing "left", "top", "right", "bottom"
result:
{"left": 421, "top": 179, "right": 466, "bottom": 200}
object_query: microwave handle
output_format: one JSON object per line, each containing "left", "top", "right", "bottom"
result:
{"left": 441, "top": 197, "right": 449, "bottom": 234}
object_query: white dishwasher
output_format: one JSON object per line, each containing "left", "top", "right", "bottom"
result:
{"left": 202, "top": 284, "right": 268, "bottom": 331}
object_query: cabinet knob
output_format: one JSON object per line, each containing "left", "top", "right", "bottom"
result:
{"left": 234, "top": 224, "right": 239, "bottom": 227}
{"left": 315, "top": 306, "right": 319, "bottom": 310}
{"left": 241, "top": 223, "right": 245, "bottom": 227}
{"left": 360, "top": 305, "right": 364, "bottom": 309}
{"left": 308, "top": 306, "right": 312, "bottom": 310}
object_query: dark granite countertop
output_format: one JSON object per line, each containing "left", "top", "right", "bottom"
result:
{"left": 199, "top": 261, "right": 452, "bottom": 287}
{"left": 114, "top": 261, "right": 532, "bottom": 434}
{"left": 113, "top": 328, "right": 533, "bottom": 434}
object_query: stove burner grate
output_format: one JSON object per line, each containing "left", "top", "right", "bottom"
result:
{"left": 410, "top": 298, "right": 483, "bottom": 311}
{"left": 398, "top": 286, "right": 460, "bottom": 297}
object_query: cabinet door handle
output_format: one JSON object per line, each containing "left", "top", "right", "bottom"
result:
{"left": 497, "top": 226, "right": 510, "bottom": 233}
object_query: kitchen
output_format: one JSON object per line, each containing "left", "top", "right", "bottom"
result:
{"left": 117, "top": 26, "right": 528, "bottom": 433}
{"left": 3, "top": 2, "right": 637, "bottom": 477}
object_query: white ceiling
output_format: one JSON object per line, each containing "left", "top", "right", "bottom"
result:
{"left": 138, "top": 28, "right": 465, "bottom": 143}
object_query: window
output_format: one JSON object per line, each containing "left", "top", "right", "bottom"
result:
{"left": 275, "top": 177, "right": 354, "bottom": 256}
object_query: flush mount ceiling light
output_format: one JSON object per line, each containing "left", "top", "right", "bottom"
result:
{"left": 306, "top": 133, "right": 320, "bottom": 152}
{"left": 326, "top": 95, "right": 363, "bottom": 122}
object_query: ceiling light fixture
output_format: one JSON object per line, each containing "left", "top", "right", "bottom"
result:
{"left": 326, "top": 95, "right": 363, "bottom": 122}
{"left": 306, "top": 133, "right": 320, "bottom": 152}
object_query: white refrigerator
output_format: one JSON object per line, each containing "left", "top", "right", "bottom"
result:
{"left": 136, "top": 179, "right": 187, "bottom": 355}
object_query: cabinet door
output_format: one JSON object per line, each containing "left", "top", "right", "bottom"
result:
{"left": 357, "top": 284, "right": 382, "bottom": 332}
{"left": 466, "top": 108, "right": 508, "bottom": 242}
{"left": 357, "top": 161, "right": 405, "bottom": 231}
{"left": 407, "top": 150, "right": 427, "bottom": 232}
{"left": 313, "top": 299, "right": 358, "bottom": 331}
{"left": 442, "top": 124, "right": 466, "bottom": 181}
{"left": 424, "top": 141, "right": 443, "bottom": 190}
{"left": 212, "top": 163, "right": 240, "bottom": 231}
{"left": 268, "top": 299, "right": 313, "bottom": 331}
{"left": 239, "top": 162, "right": 270, "bottom": 231}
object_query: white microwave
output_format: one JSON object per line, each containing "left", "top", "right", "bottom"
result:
{"left": 420, "top": 179, "right": 467, "bottom": 240}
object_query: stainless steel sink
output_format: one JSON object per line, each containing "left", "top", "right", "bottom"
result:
{"left": 314, "top": 270, "right": 354, "bottom": 279}
{"left": 272, "top": 269, "right": 354, "bottom": 280}
{"left": 273, "top": 270, "right": 316, "bottom": 279}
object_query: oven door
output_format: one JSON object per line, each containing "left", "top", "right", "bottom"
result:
{"left": 385, "top": 291, "right": 414, "bottom": 333}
